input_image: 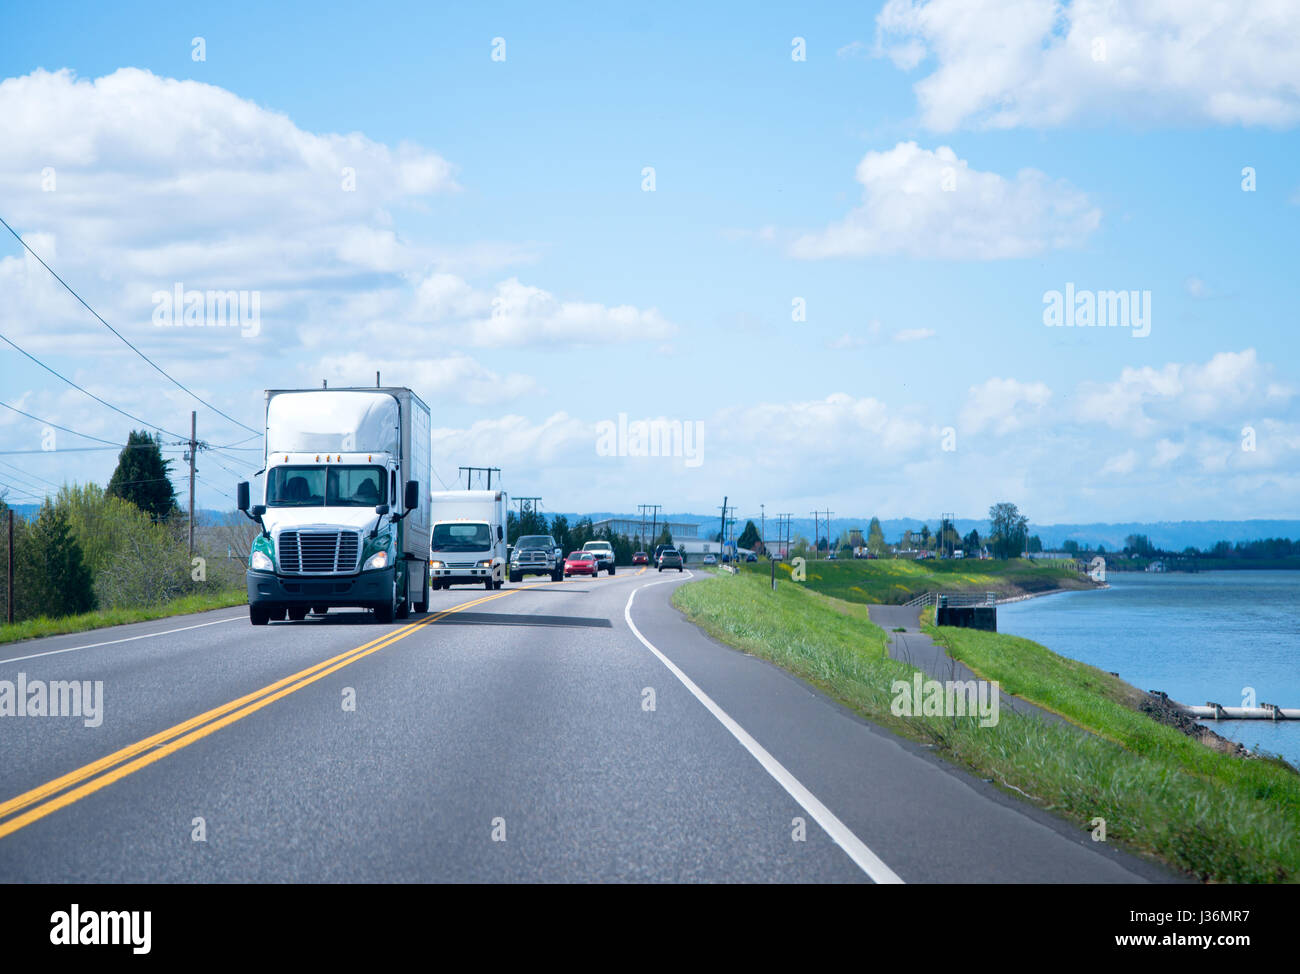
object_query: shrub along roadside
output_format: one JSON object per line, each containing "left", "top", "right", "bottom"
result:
{"left": 672, "top": 570, "right": 1300, "bottom": 882}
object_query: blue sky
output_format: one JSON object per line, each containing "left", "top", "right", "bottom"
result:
{"left": 1, "top": 1, "right": 1298, "bottom": 525}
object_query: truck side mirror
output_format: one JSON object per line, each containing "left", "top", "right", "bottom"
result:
{"left": 251, "top": 505, "right": 266, "bottom": 517}
{"left": 374, "top": 503, "right": 390, "bottom": 516}
{"left": 497, "top": 525, "right": 504, "bottom": 541}
{"left": 237, "top": 481, "right": 250, "bottom": 512}
{"left": 404, "top": 480, "right": 419, "bottom": 511}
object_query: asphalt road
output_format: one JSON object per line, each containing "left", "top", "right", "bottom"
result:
{"left": 0, "top": 568, "right": 1175, "bottom": 883}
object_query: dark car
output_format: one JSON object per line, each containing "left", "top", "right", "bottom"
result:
{"left": 653, "top": 544, "right": 675, "bottom": 564}
{"left": 745, "top": 552, "right": 757, "bottom": 562}
{"left": 632, "top": 551, "right": 649, "bottom": 565}
{"left": 657, "top": 548, "right": 684, "bottom": 572}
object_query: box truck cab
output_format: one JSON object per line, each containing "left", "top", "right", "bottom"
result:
{"left": 429, "top": 490, "right": 508, "bottom": 590}
{"left": 238, "top": 387, "right": 431, "bottom": 625}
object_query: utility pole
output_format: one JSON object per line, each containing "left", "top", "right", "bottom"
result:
{"left": 188, "top": 411, "right": 196, "bottom": 557}
{"left": 824, "top": 509, "right": 834, "bottom": 556}
{"left": 645, "top": 503, "right": 662, "bottom": 548}
{"left": 513, "top": 497, "right": 541, "bottom": 515}
{"left": 459, "top": 466, "right": 501, "bottom": 490}
{"left": 717, "top": 498, "right": 728, "bottom": 561}
{"left": 810, "top": 510, "right": 819, "bottom": 559}
{"left": 6, "top": 507, "right": 13, "bottom": 624}
{"left": 760, "top": 504, "right": 765, "bottom": 558}
{"left": 637, "top": 504, "right": 657, "bottom": 551}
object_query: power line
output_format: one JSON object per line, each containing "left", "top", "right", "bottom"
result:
{"left": 0, "top": 214, "right": 260, "bottom": 436}
{"left": 0, "top": 330, "right": 187, "bottom": 440}
{"left": 0, "top": 399, "right": 131, "bottom": 448}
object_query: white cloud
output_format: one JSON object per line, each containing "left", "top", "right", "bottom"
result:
{"left": 875, "top": 0, "right": 1300, "bottom": 130}
{"left": 1185, "top": 276, "right": 1210, "bottom": 299}
{"left": 790, "top": 142, "right": 1099, "bottom": 259}
{"left": 313, "top": 352, "right": 541, "bottom": 406}
{"left": 893, "top": 327, "right": 935, "bottom": 343}
{"left": 961, "top": 377, "right": 1052, "bottom": 434}
{"left": 1073, "top": 349, "right": 1292, "bottom": 433}
{"left": 1100, "top": 449, "right": 1139, "bottom": 476}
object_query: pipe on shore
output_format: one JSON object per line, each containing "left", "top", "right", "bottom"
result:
{"left": 1180, "top": 702, "right": 1300, "bottom": 721}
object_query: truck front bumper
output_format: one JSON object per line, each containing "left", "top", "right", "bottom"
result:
{"left": 247, "top": 568, "right": 394, "bottom": 609}
{"left": 431, "top": 565, "right": 496, "bottom": 584}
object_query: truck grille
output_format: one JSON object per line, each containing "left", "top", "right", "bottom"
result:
{"left": 278, "top": 530, "right": 361, "bottom": 574}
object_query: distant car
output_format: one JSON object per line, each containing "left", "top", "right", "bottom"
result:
{"left": 745, "top": 552, "right": 757, "bottom": 562}
{"left": 702, "top": 553, "right": 717, "bottom": 565}
{"left": 657, "top": 549, "right": 684, "bottom": 572}
{"left": 653, "top": 544, "right": 675, "bottom": 564}
{"left": 564, "top": 552, "right": 599, "bottom": 577}
{"left": 632, "top": 551, "right": 649, "bottom": 565}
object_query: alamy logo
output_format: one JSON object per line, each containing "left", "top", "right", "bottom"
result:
{"left": 0, "top": 672, "right": 103, "bottom": 727}
{"left": 1043, "top": 283, "right": 1150, "bottom": 338}
{"left": 152, "top": 282, "right": 261, "bottom": 337}
{"left": 50, "top": 905, "right": 150, "bottom": 954}
{"left": 595, "top": 413, "right": 703, "bottom": 467}
{"left": 891, "top": 673, "right": 1000, "bottom": 727}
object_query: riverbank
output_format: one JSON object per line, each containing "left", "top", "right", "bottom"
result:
{"left": 674, "top": 569, "right": 1300, "bottom": 882}
{"left": 996, "top": 572, "right": 1300, "bottom": 770}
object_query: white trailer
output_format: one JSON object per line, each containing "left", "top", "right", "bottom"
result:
{"left": 428, "top": 490, "right": 509, "bottom": 590}
{"left": 238, "top": 386, "right": 432, "bottom": 624}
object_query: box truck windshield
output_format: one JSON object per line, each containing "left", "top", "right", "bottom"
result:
{"left": 432, "top": 523, "right": 492, "bottom": 551}
{"left": 267, "top": 465, "right": 388, "bottom": 507}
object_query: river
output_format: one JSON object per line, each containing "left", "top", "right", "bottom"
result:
{"left": 997, "top": 571, "right": 1300, "bottom": 768}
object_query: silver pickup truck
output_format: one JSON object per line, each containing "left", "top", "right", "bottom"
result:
{"left": 509, "top": 534, "right": 564, "bottom": 583}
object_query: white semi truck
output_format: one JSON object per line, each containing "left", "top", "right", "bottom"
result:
{"left": 237, "top": 386, "right": 432, "bottom": 625}
{"left": 429, "top": 489, "right": 509, "bottom": 590}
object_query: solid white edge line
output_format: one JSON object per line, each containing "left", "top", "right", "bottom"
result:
{"left": 0, "top": 614, "right": 244, "bottom": 666}
{"left": 624, "top": 572, "right": 905, "bottom": 884}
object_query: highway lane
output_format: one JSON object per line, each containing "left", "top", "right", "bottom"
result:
{"left": 0, "top": 568, "right": 1175, "bottom": 882}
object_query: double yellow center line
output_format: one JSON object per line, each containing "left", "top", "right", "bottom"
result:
{"left": 0, "top": 588, "right": 516, "bottom": 840}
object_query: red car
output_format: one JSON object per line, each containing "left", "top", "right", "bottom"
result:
{"left": 564, "top": 552, "right": 599, "bottom": 577}
{"left": 632, "top": 551, "right": 649, "bottom": 565}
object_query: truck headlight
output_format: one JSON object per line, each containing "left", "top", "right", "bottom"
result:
{"left": 429, "top": 560, "right": 444, "bottom": 569}
{"left": 250, "top": 550, "right": 273, "bottom": 572}
{"left": 478, "top": 559, "right": 493, "bottom": 568}
{"left": 363, "top": 550, "right": 390, "bottom": 571}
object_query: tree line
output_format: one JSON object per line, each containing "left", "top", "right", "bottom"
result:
{"left": 0, "top": 431, "right": 248, "bottom": 624}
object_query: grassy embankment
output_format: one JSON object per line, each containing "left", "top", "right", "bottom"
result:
{"left": 0, "top": 589, "right": 246, "bottom": 646}
{"left": 674, "top": 566, "right": 1300, "bottom": 882}
{"left": 738, "top": 556, "right": 1094, "bottom": 604}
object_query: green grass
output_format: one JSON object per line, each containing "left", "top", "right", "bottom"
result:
{"left": 674, "top": 570, "right": 1300, "bottom": 882}
{"left": 739, "top": 556, "right": 1093, "bottom": 604}
{"left": 0, "top": 590, "right": 246, "bottom": 645}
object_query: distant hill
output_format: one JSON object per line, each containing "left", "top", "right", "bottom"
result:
{"left": 559, "top": 513, "right": 1300, "bottom": 551}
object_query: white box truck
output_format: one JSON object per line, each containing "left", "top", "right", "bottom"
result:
{"left": 429, "top": 489, "right": 508, "bottom": 590}
{"left": 237, "top": 386, "right": 432, "bottom": 625}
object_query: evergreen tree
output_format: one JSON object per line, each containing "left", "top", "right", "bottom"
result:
{"left": 108, "top": 431, "right": 178, "bottom": 522}
{"left": 15, "top": 499, "right": 95, "bottom": 620}
{"left": 738, "top": 520, "right": 760, "bottom": 550}
{"left": 867, "top": 516, "right": 886, "bottom": 556}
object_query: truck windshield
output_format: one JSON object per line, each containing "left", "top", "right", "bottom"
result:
{"left": 266, "top": 466, "right": 387, "bottom": 507}
{"left": 432, "top": 522, "right": 492, "bottom": 551}
{"left": 516, "top": 536, "right": 554, "bottom": 549}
